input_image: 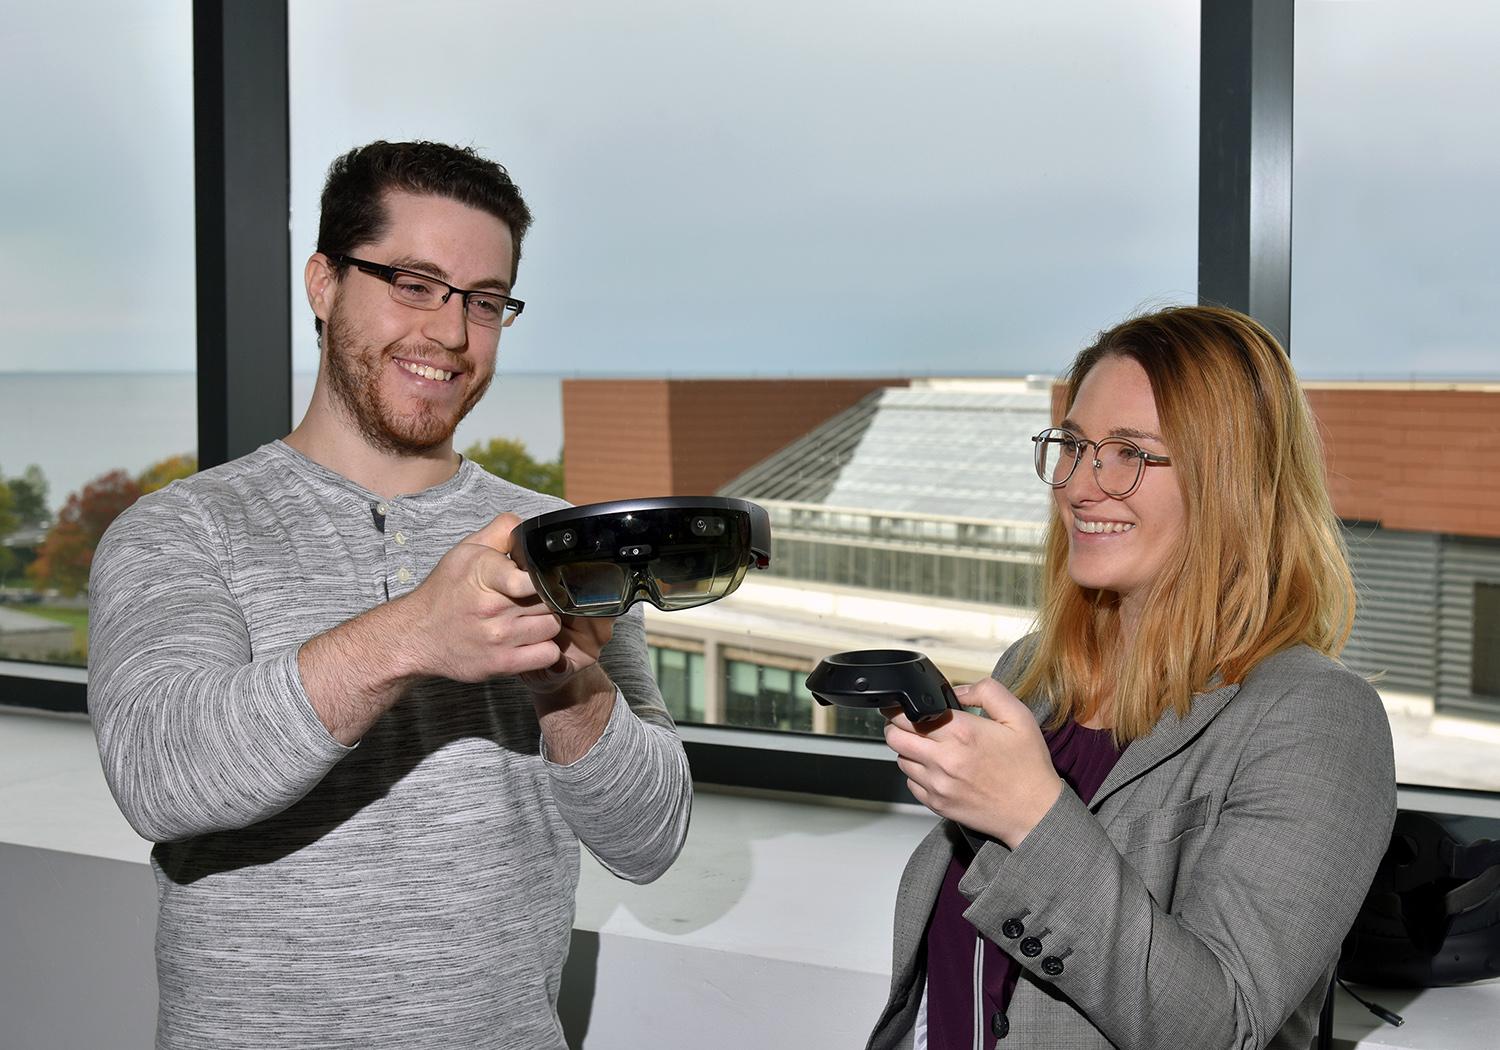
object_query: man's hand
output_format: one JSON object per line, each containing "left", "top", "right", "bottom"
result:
{"left": 517, "top": 612, "right": 620, "bottom": 766}
{"left": 517, "top": 610, "right": 615, "bottom": 694}
{"left": 300, "top": 513, "right": 570, "bottom": 744}
{"left": 407, "top": 512, "right": 620, "bottom": 764}
{"left": 399, "top": 513, "right": 566, "bottom": 682}
{"left": 883, "top": 677, "right": 1063, "bottom": 848}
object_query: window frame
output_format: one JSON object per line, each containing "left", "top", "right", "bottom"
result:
{"left": 1472, "top": 581, "right": 1500, "bottom": 701}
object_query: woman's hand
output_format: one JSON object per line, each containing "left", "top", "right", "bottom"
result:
{"left": 883, "top": 677, "right": 1064, "bottom": 848}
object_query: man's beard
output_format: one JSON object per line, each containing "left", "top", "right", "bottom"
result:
{"left": 323, "top": 308, "right": 491, "bottom": 455}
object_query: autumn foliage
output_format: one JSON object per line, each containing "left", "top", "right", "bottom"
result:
{"left": 138, "top": 454, "right": 198, "bottom": 495}
{"left": 28, "top": 470, "right": 142, "bottom": 596}
{"left": 26, "top": 453, "right": 197, "bottom": 596}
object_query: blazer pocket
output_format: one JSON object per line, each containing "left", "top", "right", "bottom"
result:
{"left": 1122, "top": 794, "right": 1210, "bottom": 853}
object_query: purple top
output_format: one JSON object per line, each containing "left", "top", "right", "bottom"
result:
{"left": 923, "top": 718, "right": 1123, "bottom": 1048}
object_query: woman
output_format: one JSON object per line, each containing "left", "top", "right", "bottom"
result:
{"left": 867, "top": 306, "right": 1396, "bottom": 1049}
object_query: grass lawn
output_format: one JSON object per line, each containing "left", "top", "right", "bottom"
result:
{"left": 13, "top": 605, "right": 89, "bottom": 656}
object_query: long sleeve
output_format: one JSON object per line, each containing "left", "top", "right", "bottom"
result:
{"left": 954, "top": 657, "right": 1396, "bottom": 1048}
{"left": 87, "top": 488, "right": 353, "bottom": 843}
{"left": 543, "top": 604, "right": 693, "bottom": 883}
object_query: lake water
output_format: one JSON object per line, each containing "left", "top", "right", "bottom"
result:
{"left": 0, "top": 371, "right": 564, "bottom": 512}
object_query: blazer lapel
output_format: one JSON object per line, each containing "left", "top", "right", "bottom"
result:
{"left": 1088, "top": 680, "right": 1241, "bottom": 811}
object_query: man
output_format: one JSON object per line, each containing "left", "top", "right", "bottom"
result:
{"left": 88, "top": 141, "right": 692, "bottom": 1049}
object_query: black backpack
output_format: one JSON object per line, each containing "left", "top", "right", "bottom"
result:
{"left": 1339, "top": 810, "right": 1500, "bottom": 987}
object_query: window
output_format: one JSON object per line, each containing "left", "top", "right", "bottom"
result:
{"left": 1294, "top": 0, "right": 1500, "bottom": 783}
{"left": 0, "top": 1, "right": 196, "bottom": 669}
{"left": 1474, "top": 583, "right": 1500, "bottom": 701}
{"left": 1292, "top": 0, "right": 1500, "bottom": 381}
{"left": 833, "top": 705, "right": 890, "bottom": 742}
{"left": 724, "top": 657, "right": 814, "bottom": 735}
{"left": 19, "top": 3, "right": 1496, "bottom": 806}
{"left": 287, "top": 0, "right": 1198, "bottom": 750}
{"left": 648, "top": 642, "right": 706, "bottom": 725}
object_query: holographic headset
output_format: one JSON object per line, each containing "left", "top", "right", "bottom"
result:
{"left": 513, "top": 496, "right": 771, "bottom": 617}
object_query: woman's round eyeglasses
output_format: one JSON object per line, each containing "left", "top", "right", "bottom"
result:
{"left": 1031, "top": 428, "right": 1172, "bottom": 498}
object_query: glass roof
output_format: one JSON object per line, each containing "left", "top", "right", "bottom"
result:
{"left": 722, "top": 379, "right": 1055, "bottom": 524}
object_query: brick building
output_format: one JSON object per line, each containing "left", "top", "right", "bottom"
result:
{"left": 560, "top": 377, "right": 1500, "bottom": 735}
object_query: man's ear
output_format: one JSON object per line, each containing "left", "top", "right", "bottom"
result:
{"left": 305, "top": 253, "right": 338, "bottom": 324}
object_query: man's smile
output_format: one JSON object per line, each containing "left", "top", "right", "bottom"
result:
{"left": 394, "top": 357, "right": 458, "bottom": 383}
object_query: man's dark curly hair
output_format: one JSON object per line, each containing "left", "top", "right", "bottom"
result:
{"left": 312, "top": 140, "right": 534, "bottom": 338}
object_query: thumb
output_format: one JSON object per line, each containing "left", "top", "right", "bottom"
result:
{"left": 465, "top": 512, "right": 523, "bottom": 554}
{"left": 962, "top": 677, "right": 1029, "bottom": 725}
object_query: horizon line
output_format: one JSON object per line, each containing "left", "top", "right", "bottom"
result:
{"left": 4, "top": 367, "right": 1500, "bottom": 383}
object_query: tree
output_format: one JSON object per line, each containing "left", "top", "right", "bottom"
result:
{"left": 138, "top": 453, "right": 197, "bottom": 495}
{"left": 0, "top": 464, "right": 43, "bottom": 583}
{"left": 463, "top": 438, "right": 565, "bottom": 497}
{"left": 0, "top": 480, "right": 17, "bottom": 582}
{"left": 8, "top": 465, "right": 51, "bottom": 529}
{"left": 28, "top": 470, "right": 143, "bottom": 596}
{"left": 19, "top": 455, "right": 192, "bottom": 596}
{"left": 0, "top": 464, "right": 54, "bottom": 582}
{"left": 0, "top": 479, "right": 17, "bottom": 541}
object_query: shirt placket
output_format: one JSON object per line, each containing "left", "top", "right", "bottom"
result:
{"left": 381, "top": 500, "right": 417, "bottom": 599}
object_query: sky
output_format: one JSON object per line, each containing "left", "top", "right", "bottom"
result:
{"left": 2, "top": 0, "right": 1497, "bottom": 380}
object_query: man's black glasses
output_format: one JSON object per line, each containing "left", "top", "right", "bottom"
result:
{"left": 329, "top": 254, "right": 525, "bottom": 330}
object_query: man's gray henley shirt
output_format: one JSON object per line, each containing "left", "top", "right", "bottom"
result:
{"left": 87, "top": 440, "right": 693, "bottom": 1049}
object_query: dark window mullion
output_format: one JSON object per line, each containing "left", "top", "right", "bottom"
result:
{"left": 194, "top": 0, "right": 292, "bottom": 470}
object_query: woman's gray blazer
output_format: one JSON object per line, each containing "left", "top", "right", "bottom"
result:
{"left": 866, "top": 642, "right": 1397, "bottom": 1050}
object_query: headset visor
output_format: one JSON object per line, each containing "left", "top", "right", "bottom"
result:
{"left": 514, "top": 497, "right": 771, "bottom": 617}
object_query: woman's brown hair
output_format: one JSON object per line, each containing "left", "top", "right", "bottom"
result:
{"left": 1012, "top": 305, "right": 1355, "bottom": 741}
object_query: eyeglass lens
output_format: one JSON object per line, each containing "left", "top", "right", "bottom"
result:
{"left": 1035, "top": 430, "right": 1144, "bottom": 496}
{"left": 387, "top": 273, "right": 516, "bottom": 329}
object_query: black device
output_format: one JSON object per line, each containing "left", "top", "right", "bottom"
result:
{"left": 513, "top": 496, "right": 771, "bottom": 617}
{"left": 1339, "top": 810, "right": 1500, "bottom": 987}
{"left": 805, "top": 649, "right": 962, "bottom": 724}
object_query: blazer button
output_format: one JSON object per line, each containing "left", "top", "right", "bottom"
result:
{"left": 1001, "top": 918, "right": 1025, "bottom": 939}
{"left": 1041, "top": 955, "right": 1065, "bottom": 976}
{"left": 1019, "top": 936, "right": 1043, "bottom": 958}
{"left": 990, "top": 1011, "right": 1010, "bottom": 1039}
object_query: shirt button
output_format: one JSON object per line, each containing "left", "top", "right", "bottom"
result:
{"left": 397, "top": 568, "right": 411, "bottom": 583}
{"left": 990, "top": 1011, "right": 1010, "bottom": 1039}
{"left": 376, "top": 503, "right": 388, "bottom": 515}
{"left": 1041, "top": 955, "right": 1065, "bottom": 976}
{"left": 1019, "top": 936, "right": 1043, "bottom": 958}
{"left": 1001, "top": 918, "right": 1025, "bottom": 939}
{"left": 394, "top": 531, "right": 406, "bottom": 545}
